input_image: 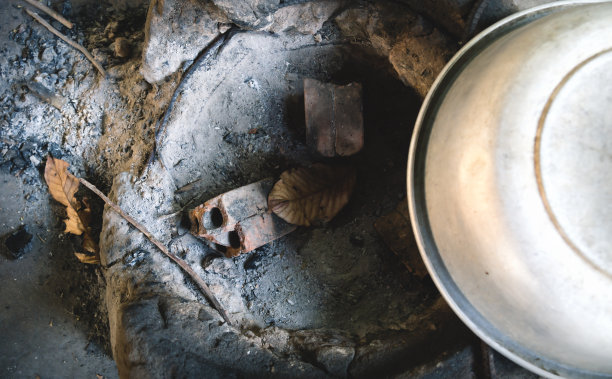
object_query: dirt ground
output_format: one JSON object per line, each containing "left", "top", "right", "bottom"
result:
{"left": 0, "top": 172, "right": 117, "bottom": 378}
{"left": 0, "top": 0, "right": 153, "bottom": 377}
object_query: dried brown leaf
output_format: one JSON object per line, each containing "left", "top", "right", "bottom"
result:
{"left": 268, "top": 164, "right": 356, "bottom": 226}
{"left": 63, "top": 205, "right": 86, "bottom": 236}
{"left": 44, "top": 155, "right": 99, "bottom": 261}
{"left": 74, "top": 252, "right": 101, "bottom": 265}
{"left": 44, "top": 155, "right": 80, "bottom": 210}
{"left": 80, "top": 197, "right": 98, "bottom": 254}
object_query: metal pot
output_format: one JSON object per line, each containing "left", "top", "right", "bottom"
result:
{"left": 407, "top": 1, "right": 612, "bottom": 377}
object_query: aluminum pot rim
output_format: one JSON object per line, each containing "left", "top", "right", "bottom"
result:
{"left": 407, "top": 1, "right": 611, "bottom": 378}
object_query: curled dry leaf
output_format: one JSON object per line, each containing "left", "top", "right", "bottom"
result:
{"left": 80, "top": 197, "right": 98, "bottom": 255}
{"left": 74, "top": 252, "right": 100, "bottom": 264}
{"left": 268, "top": 164, "right": 356, "bottom": 226}
{"left": 44, "top": 155, "right": 100, "bottom": 264}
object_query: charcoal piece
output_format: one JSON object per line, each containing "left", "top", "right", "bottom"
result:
{"left": 3, "top": 225, "right": 33, "bottom": 259}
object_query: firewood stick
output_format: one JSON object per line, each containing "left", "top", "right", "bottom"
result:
{"left": 23, "top": 0, "right": 73, "bottom": 29}
{"left": 25, "top": 8, "right": 106, "bottom": 77}
{"left": 79, "top": 178, "right": 232, "bottom": 326}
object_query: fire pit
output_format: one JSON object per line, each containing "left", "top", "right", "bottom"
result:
{"left": 98, "top": 1, "right": 483, "bottom": 377}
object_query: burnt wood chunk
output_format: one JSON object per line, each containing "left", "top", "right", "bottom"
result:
{"left": 304, "top": 78, "right": 364, "bottom": 157}
{"left": 374, "top": 199, "right": 428, "bottom": 278}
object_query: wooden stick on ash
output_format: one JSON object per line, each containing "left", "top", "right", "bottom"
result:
{"left": 79, "top": 178, "right": 232, "bottom": 326}
{"left": 24, "top": 8, "right": 106, "bottom": 77}
{"left": 23, "top": 0, "right": 74, "bottom": 29}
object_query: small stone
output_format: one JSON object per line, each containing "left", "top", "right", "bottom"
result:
{"left": 45, "top": 142, "right": 63, "bottom": 159}
{"left": 40, "top": 47, "right": 55, "bottom": 63}
{"left": 106, "top": 66, "right": 124, "bottom": 80}
{"left": 122, "top": 249, "right": 148, "bottom": 268}
{"left": 3, "top": 225, "right": 33, "bottom": 259}
{"left": 20, "top": 140, "right": 38, "bottom": 160}
{"left": 243, "top": 252, "right": 263, "bottom": 270}
{"left": 114, "top": 37, "right": 131, "bottom": 58}
{"left": 246, "top": 78, "right": 258, "bottom": 89}
{"left": 91, "top": 48, "right": 109, "bottom": 66}
{"left": 197, "top": 308, "right": 216, "bottom": 322}
{"left": 11, "top": 24, "right": 29, "bottom": 45}
{"left": 29, "top": 155, "right": 41, "bottom": 166}
{"left": 105, "top": 21, "right": 119, "bottom": 39}
{"left": 315, "top": 345, "right": 355, "bottom": 377}
{"left": 218, "top": 23, "right": 232, "bottom": 33}
{"left": 11, "top": 155, "right": 27, "bottom": 169}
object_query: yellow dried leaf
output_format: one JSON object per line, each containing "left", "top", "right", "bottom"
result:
{"left": 64, "top": 206, "right": 85, "bottom": 235}
{"left": 82, "top": 234, "right": 98, "bottom": 254}
{"left": 74, "top": 252, "right": 101, "bottom": 264}
{"left": 44, "top": 155, "right": 80, "bottom": 208}
{"left": 44, "top": 156, "right": 100, "bottom": 262}
{"left": 268, "top": 164, "right": 356, "bottom": 226}
{"left": 80, "top": 198, "right": 98, "bottom": 254}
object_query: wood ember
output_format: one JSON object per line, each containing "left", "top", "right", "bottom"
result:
{"left": 374, "top": 199, "right": 428, "bottom": 278}
{"left": 304, "top": 78, "right": 364, "bottom": 157}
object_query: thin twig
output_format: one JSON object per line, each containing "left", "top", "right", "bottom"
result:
{"left": 23, "top": 0, "right": 73, "bottom": 29}
{"left": 157, "top": 209, "right": 182, "bottom": 221}
{"left": 25, "top": 9, "right": 106, "bottom": 77}
{"left": 79, "top": 178, "right": 232, "bottom": 325}
{"left": 157, "top": 196, "right": 201, "bottom": 222}
{"left": 175, "top": 178, "right": 203, "bottom": 194}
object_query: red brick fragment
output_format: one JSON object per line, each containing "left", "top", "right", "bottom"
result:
{"left": 304, "top": 79, "right": 363, "bottom": 157}
{"left": 189, "top": 179, "right": 296, "bottom": 257}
